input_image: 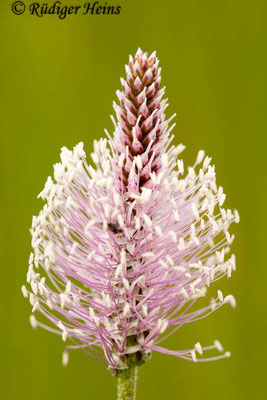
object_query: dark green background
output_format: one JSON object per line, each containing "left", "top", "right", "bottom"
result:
{"left": 1, "top": 1, "right": 266, "bottom": 399}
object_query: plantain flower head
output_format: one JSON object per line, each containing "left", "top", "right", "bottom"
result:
{"left": 22, "top": 49, "right": 239, "bottom": 371}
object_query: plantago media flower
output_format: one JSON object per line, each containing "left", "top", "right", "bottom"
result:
{"left": 23, "top": 49, "right": 239, "bottom": 371}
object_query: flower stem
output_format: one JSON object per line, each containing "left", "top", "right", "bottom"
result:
{"left": 117, "top": 365, "right": 138, "bottom": 400}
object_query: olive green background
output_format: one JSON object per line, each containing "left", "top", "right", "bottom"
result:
{"left": 0, "top": 1, "right": 266, "bottom": 399}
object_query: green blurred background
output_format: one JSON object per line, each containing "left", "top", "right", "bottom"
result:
{"left": 0, "top": 0, "right": 266, "bottom": 399}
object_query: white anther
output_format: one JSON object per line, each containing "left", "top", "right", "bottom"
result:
{"left": 217, "top": 290, "right": 224, "bottom": 302}
{"left": 142, "top": 304, "right": 148, "bottom": 317}
{"left": 62, "top": 330, "right": 68, "bottom": 342}
{"left": 32, "top": 301, "right": 39, "bottom": 313}
{"left": 176, "top": 144, "right": 186, "bottom": 155}
{"left": 159, "top": 259, "right": 169, "bottom": 269}
{"left": 85, "top": 220, "right": 95, "bottom": 230}
{"left": 229, "top": 255, "right": 236, "bottom": 271}
{"left": 118, "top": 153, "right": 125, "bottom": 167}
{"left": 178, "top": 237, "right": 185, "bottom": 251}
{"left": 29, "top": 253, "right": 34, "bottom": 264}
{"left": 87, "top": 250, "right": 95, "bottom": 261}
{"left": 113, "top": 192, "right": 120, "bottom": 207}
{"left": 210, "top": 299, "right": 216, "bottom": 310}
{"left": 142, "top": 252, "right": 155, "bottom": 258}
{"left": 30, "top": 314, "right": 38, "bottom": 329}
{"left": 177, "top": 159, "right": 184, "bottom": 175}
{"left": 136, "top": 155, "right": 142, "bottom": 170}
{"left": 155, "top": 225, "right": 163, "bottom": 237}
{"left": 203, "top": 156, "right": 212, "bottom": 171}
{"left": 161, "top": 153, "right": 169, "bottom": 168}
{"left": 224, "top": 294, "right": 236, "bottom": 308}
{"left": 191, "top": 223, "right": 196, "bottom": 236}
{"left": 117, "top": 214, "right": 124, "bottom": 228}
{"left": 44, "top": 243, "right": 53, "bottom": 258}
{"left": 216, "top": 249, "right": 225, "bottom": 264}
{"left": 66, "top": 281, "right": 71, "bottom": 294}
{"left": 62, "top": 351, "right": 69, "bottom": 366}
{"left": 135, "top": 216, "right": 141, "bottom": 230}
{"left": 192, "top": 203, "right": 200, "bottom": 221}
{"left": 102, "top": 220, "right": 108, "bottom": 232}
{"left": 31, "top": 281, "right": 38, "bottom": 295}
{"left": 21, "top": 285, "right": 28, "bottom": 298}
{"left": 173, "top": 211, "right": 180, "bottom": 222}
{"left": 210, "top": 218, "right": 219, "bottom": 233}
{"left": 234, "top": 209, "right": 240, "bottom": 223}
{"left": 195, "top": 342, "right": 203, "bottom": 355}
{"left": 115, "top": 263, "right": 123, "bottom": 278}
{"left": 122, "top": 278, "right": 130, "bottom": 290}
{"left": 219, "top": 193, "right": 226, "bottom": 207}
{"left": 141, "top": 188, "right": 152, "bottom": 203}
{"left": 191, "top": 350, "right": 197, "bottom": 362}
{"left": 123, "top": 302, "right": 131, "bottom": 317}
{"left": 188, "top": 167, "right": 196, "bottom": 180}
{"left": 169, "top": 230, "right": 177, "bottom": 243}
{"left": 120, "top": 249, "right": 126, "bottom": 265}
{"left": 214, "top": 340, "right": 224, "bottom": 352}
{"left": 157, "top": 319, "right": 168, "bottom": 334}
{"left": 166, "top": 255, "right": 174, "bottom": 265}
{"left": 60, "top": 293, "right": 69, "bottom": 308}
{"left": 38, "top": 277, "right": 46, "bottom": 295}
{"left": 196, "top": 150, "right": 205, "bottom": 164}
{"left": 70, "top": 242, "right": 78, "bottom": 255}
{"left": 181, "top": 287, "right": 189, "bottom": 299}
{"left": 143, "top": 214, "right": 152, "bottom": 227}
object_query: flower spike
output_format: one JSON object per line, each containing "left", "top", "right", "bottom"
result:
{"left": 23, "top": 49, "right": 238, "bottom": 374}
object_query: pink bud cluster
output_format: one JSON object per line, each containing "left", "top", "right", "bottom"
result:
{"left": 110, "top": 48, "right": 175, "bottom": 193}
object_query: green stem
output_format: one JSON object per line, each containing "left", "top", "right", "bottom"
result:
{"left": 117, "top": 365, "right": 138, "bottom": 400}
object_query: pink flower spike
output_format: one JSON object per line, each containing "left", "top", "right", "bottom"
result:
{"left": 23, "top": 49, "right": 238, "bottom": 372}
